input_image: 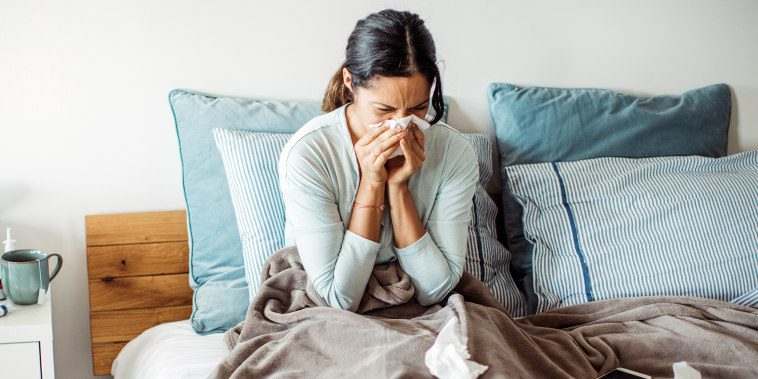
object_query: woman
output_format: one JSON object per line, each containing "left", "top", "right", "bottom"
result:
{"left": 279, "top": 9, "right": 478, "bottom": 311}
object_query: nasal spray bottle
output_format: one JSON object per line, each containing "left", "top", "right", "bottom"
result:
{"left": 1, "top": 227, "right": 15, "bottom": 305}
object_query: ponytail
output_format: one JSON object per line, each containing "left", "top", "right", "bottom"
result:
{"left": 428, "top": 71, "right": 444, "bottom": 125}
{"left": 321, "top": 64, "right": 353, "bottom": 113}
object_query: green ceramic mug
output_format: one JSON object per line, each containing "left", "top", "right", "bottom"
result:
{"left": 0, "top": 249, "right": 62, "bottom": 305}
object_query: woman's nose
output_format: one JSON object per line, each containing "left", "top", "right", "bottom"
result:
{"left": 392, "top": 110, "right": 412, "bottom": 119}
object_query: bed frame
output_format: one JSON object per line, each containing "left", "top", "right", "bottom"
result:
{"left": 85, "top": 210, "right": 193, "bottom": 376}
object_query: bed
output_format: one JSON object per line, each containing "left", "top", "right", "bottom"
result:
{"left": 85, "top": 84, "right": 758, "bottom": 378}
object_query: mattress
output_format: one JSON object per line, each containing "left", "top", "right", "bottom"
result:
{"left": 111, "top": 320, "right": 227, "bottom": 379}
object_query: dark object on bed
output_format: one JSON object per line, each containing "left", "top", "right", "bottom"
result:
{"left": 597, "top": 367, "right": 651, "bottom": 379}
{"left": 85, "top": 211, "right": 193, "bottom": 375}
{"left": 212, "top": 246, "right": 758, "bottom": 378}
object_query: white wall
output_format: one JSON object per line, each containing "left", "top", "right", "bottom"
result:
{"left": 1, "top": 1, "right": 756, "bottom": 378}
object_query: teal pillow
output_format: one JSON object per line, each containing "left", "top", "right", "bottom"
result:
{"left": 169, "top": 89, "right": 322, "bottom": 334}
{"left": 490, "top": 83, "right": 731, "bottom": 166}
{"left": 488, "top": 83, "right": 732, "bottom": 313}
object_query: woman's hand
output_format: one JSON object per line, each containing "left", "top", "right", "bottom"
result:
{"left": 354, "top": 123, "right": 405, "bottom": 186}
{"left": 387, "top": 123, "right": 425, "bottom": 187}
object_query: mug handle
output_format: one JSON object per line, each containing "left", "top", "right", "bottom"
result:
{"left": 46, "top": 253, "right": 63, "bottom": 282}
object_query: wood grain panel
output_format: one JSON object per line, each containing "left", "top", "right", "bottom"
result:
{"left": 85, "top": 210, "right": 188, "bottom": 247}
{"left": 90, "top": 305, "right": 192, "bottom": 344}
{"left": 86, "top": 241, "right": 189, "bottom": 279}
{"left": 86, "top": 210, "right": 195, "bottom": 376}
{"left": 92, "top": 342, "right": 126, "bottom": 376}
{"left": 88, "top": 274, "right": 193, "bottom": 312}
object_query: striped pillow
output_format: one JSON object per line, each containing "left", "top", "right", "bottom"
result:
{"left": 214, "top": 128, "right": 525, "bottom": 316}
{"left": 214, "top": 130, "right": 290, "bottom": 299}
{"left": 462, "top": 134, "right": 526, "bottom": 317}
{"left": 732, "top": 287, "right": 758, "bottom": 308}
{"left": 506, "top": 151, "right": 758, "bottom": 313}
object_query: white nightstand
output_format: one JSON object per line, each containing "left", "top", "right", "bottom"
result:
{"left": 0, "top": 291, "right": 55, "bottom": 379}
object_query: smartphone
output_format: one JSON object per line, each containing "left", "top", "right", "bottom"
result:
{"left": 597, "top": 367, "right": 651, "bottom": 379}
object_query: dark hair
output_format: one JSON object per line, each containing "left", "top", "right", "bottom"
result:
{"left": 322, "top": 9, "right": 445, "bottom": 125}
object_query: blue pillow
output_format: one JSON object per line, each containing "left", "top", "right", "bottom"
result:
{"left": 214, "top": 128, "right": 525, "bottom": 317}
{"left": 490, "top": 83, "right": 731, "bottom": 165}
{"left": 506, "top": 151, "right": 758, "bottom": 312}
{"left": 488, "top": 83, "right": 732, "bottom": 313}
{"left": 169, "top": 89, "right": 322, "bottom": 334}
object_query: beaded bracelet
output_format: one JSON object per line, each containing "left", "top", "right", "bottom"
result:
{"left": 352, "top": 201, "right": 385, "bottom": 211}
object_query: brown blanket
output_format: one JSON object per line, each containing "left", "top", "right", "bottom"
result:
{"left": 210, "top": 246, "right": 758, "bottom": 378}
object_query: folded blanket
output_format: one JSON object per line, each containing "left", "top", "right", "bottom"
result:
{"left": 210, "top": 246, "right": 758, "bottom": 378}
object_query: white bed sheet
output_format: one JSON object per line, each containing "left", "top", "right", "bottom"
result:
{"left": 111, "top": 319, "right": 227, "bottom": 379}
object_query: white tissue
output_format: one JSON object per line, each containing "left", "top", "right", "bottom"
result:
{"left": 370, "top": 114, "right": 431, "bottom": 131}
{"left": 673, "top": 362, "right": 702, "bottom": 379}
{"left": 368, "top": 115, "right": 430, "bottom": 158}
{"left": 425, "top": 317, "right": 488, "bottom": 379}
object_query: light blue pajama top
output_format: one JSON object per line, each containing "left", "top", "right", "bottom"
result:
{"left": 278, "top": 104, "right": 478, "bottom": 311}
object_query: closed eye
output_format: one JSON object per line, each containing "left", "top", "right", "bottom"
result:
{"left": 375, "top": 102, "right": 427, "bottom": 113}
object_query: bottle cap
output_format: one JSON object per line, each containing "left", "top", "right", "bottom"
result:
{"left": 3, "top": 227, "right": 16, "bottom": 253}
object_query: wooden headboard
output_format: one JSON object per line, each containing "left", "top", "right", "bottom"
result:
{"left": 85, "top": 210, "right": 193, "bottom": 376}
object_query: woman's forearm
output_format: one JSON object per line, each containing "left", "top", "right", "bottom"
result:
{"left": 347, "top": 180, "right": 386, "bottom": 242}
{"left": 388, "top": 182, "right": 462, "bottom": 305}
{"left": 387, "top": 183, "right": 426, "bottom": 248}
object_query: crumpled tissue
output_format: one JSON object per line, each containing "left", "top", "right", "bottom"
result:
{"left": 673, "top": 362, "right": 702, "bottom": 379}
{"left": 425, "top": 317, "right": 488, "bottom": 379}
{"left": 369, "top": 115, "right": 430, "bottom": 158}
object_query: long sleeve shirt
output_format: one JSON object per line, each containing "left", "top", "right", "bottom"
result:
{"left": 278, "top": 104, "right": 478, "bottom": 311}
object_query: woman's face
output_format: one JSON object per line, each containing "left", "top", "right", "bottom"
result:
{"left": 344, "top": 69, "right": 431, "bottom": 131}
